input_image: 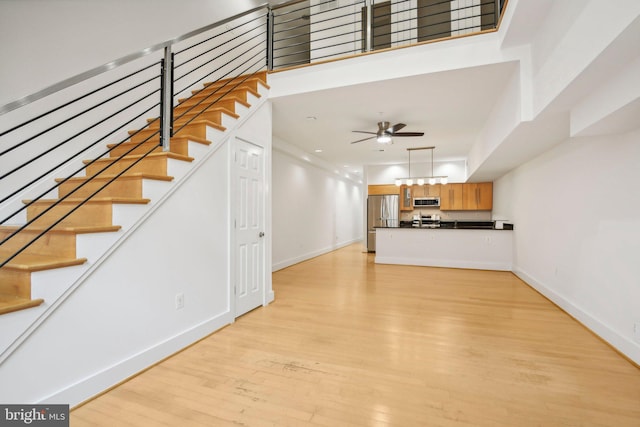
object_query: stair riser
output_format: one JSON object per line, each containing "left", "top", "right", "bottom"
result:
{"left": 174, "top": 98, "right": 238, "bottom": 116}
{"left": 129, "top": 123, "right": 208, "bottom": 144}
{"left": 203, "top": 72, "right": 267, "bottom": 89}
{"left": 58, "top": 178, "right": 144, "bottom": 199}
{"left": 26, "top": 203, "right": 114, "bottom": 228}
{"left": 187, "top": 88, "right": 252, "bottom": 105}
{"left": 201, "top": 79, "right": 261, "bottom": 94}
{"left": 85, "top": 157, "right": 169, "bottom": 177}
{"left": 176, "top": 93, "right": 246, "bottom": 110}
{"left": 0, "top": 230, "right": 76, "bottom": 258}
{"left": 108, "top": 142, "right": 164, "bottom": 158}
{"left": 0, "top": 270, "right": 30, "bottom": 299}
{"left": 160, "top": 111, "right": 224, "bottom": 130}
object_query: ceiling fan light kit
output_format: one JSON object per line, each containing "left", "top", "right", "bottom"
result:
{"left": 377, "top": 134, "right": 393, "bottom": 144}
{"left": 394, "top": 146, "right": 449, "bottom": 187}
{"left": 351, "top": 121, "right": 424, "bottom": 144}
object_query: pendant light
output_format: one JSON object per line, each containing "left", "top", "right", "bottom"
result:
{"left": 394, "top": 146, "right": 448, "bottom": 186}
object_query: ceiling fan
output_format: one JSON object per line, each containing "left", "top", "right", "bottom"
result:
{"left": 350, "top": 121, "right": 424, "bottom": 144}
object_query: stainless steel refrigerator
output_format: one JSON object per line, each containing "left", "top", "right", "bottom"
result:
{"left": 367, "top": 194, "right": 399, "bottom": 252}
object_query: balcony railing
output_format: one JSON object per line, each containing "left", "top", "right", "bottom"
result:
{"left": 268, "top": 0, "right": 505, "bottom": 70}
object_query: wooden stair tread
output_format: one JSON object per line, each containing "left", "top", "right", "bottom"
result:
{"left": 176, "top": 95, "right": 250, "bottom": 109}
{"left": 129, "top": 119, "right": 225, "bottom": 135}
{"left": 152, "top": 106, "right": 239, "bottom": 122}
{"left": 114, "top": 134, "right": 214, "bottom": 146}
{"left": 201, "top": 81, "right": 270, "bottom": 92}
{"left": 23, "top": 197, "right": 151, "bottom": 205}
{"left": 0, "top": 295, "right": 44, "bottom": 316}
{"left": 190, "top": 85, "right": 261, "bottom": 100}
{"left": 55, "top": 173, "right": 175, "bottom": 184}
{"left": 0, "top": 225, "right": 122, "bottom": 234}
{"left": 84, "top": 152, "right": 194, "bottom": 164}
{"left": 0, "top": 251, "right": 87, "bottom": 271}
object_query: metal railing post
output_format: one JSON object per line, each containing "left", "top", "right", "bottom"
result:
{"left": 365, "top": 0, "right": 373, "bottom": 52}
{"left": 160, "top": 46, "right": 174, "bottom": 151}
{"left": 267, "top": 7, "right": 274, "bottom": 71}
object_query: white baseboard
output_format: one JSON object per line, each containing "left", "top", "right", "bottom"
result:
{"left": 272, "top": 238, "right": 363, "bottom": 272}
{"left": 513, "top": 267, "right": 640, "bottom": 366}
{"left": 40, "top": 311, "right": 234, "bottom": 407}
{"left": 375, "top": 256, "right": 512, "bottom": 271}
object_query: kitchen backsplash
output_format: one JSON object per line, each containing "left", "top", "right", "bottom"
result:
{"left": 400, "top": 209, "right": 492, "bottom": 221}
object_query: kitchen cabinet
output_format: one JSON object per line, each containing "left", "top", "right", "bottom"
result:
{"left": 400, "top": 185, "right": 412, "bottom": 211}
{"left": 412, "top": 185, "right": 425, "bottom": 198}
{"left": 440, "top": 183, "right": 463, "bottom": 210}
{"left": 424, "top": 184, "right": 441, "bottom": 197}
{"left": 411, "top": 184, "right": 440, "bottom": 198}
{"left": 463, "top": 182, "right": 493, "bottom": 210}
{"left": 368, "top": 184, "right": 400, "bottom": 195}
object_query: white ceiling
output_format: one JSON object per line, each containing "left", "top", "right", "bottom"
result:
{"left": 271, "top": 61, "right": 518, "bottom": 178}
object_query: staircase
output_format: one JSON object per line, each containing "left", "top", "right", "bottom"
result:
{"left": 0, "top": 72, "right": 269, "bottom": 317}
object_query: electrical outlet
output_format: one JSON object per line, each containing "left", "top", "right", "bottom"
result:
{"left": 175, "top": 293, "right": 184, "bottom": 310}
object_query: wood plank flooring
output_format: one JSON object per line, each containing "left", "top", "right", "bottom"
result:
{"left": 71, "top": 243, "right": 640, "bottom": 426}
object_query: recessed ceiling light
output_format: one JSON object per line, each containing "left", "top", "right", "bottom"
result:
{"left": 314, "top": 149, "right": 323, "bottom": 153}
{"left": 343, "top": 165, "right": 349, "bottom": 168}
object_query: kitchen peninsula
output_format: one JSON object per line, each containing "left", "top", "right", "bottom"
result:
{"left": 375, "top": 225, "right": 513, "bottom": 271}
{"left": 368, "top": 182, "right": 512, "bottom": 271}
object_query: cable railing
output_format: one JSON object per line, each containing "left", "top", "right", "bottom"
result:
{"left": 0, "top": 6, "right": 269, "bottom": 270}
{"left": 268, "top": 0, "right": 504, "bottom": 69}
{"left": 0, "top": 0, "right": 506, "bottom": 273}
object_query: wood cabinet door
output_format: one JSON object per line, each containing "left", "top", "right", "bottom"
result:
{"left": 400, "top": 185, "right": 413, "bottom": 211}
{"left": 463, "top": 183, "right": 479, "bottom": 210}
{"left": 412, "top": 185, "right": 425, "bottom": 198}
{"left": 462, "top": 183, "right": 493, "bottom": 210}
{"left": 440, "top": 184, "right": 463, "bottom": 210}
{"left": 476, "top": 182, "right": 493, "bottom": 210}
{"left": 368, "top": 184, "right": 400, "bottom": 195}
{"left": 425, "top": 184, "right": 441, "bottom": 197}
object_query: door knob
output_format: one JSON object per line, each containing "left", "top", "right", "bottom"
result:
{"left": 259, "top": 231, "right": 265, "bottom": 238}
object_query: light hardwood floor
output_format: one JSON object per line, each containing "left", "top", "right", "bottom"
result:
{"left": 72, "top": 243, "right": 640, "bottom": 426}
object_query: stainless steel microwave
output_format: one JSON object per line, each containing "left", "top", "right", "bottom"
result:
{"left": 413, "top": 197, "right": 440, "bottom": 207}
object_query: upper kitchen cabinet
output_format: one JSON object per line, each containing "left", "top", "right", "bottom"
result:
{"left": 411, "top": 184, "right": 441, "bottom": 198}
{"left": 424, "top": 184, "right": 441, "bottom": 197}
{"left": 463, "top": 182, "right": 493, "bottom": 210}
{"left": 368, "top": 184, "right": 400, "bottom": 195}
{"left": 400, "top": 185, "right": 412, "bottom": 211}
{"left": 440, "top": 183, "right": 463, "bottom": 210}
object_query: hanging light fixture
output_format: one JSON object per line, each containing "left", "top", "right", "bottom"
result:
{"left": 394, "top": 146, "right": 448, "bottom": 186}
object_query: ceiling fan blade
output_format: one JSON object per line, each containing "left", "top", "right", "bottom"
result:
{"left": 352, "top": 131, "right": 377, "bottom": 135}
{"left": 392, "top": 132, "right": 424, "bottom": 137}
{"left": 389, "top": 123, "right": 406, "bottom": 133}
{"left": 350, "top": 136, "right": 376, "bottom": 144}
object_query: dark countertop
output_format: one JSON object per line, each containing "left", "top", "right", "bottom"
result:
{"left": 379, "top": 220, "right": 514, "bottom": 230}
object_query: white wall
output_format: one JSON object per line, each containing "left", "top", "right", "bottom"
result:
{"left": 493, "top": 128, "right": 640, "bottom": 364}
{"left": 0, "top": 0, "right": 264, "bottom": 105}
{"left": 0, "top": 93, "right": 272, "bottom": 406}
{"left": 272, "top": 139, "right": 364, "bottom": 271}
{"left": 365, "top": 160, "right": 467, "bottom": 185}
{"left": 0, "top": 140, "right": 232, "bottom": 405}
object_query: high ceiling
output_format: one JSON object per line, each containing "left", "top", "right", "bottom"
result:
{"left": 271, "top": 61, "right": 517, "bottom": 178}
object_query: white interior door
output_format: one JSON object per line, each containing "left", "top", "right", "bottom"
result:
{"left": 234, "top": 138, "right": 265, "bottom": 318}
